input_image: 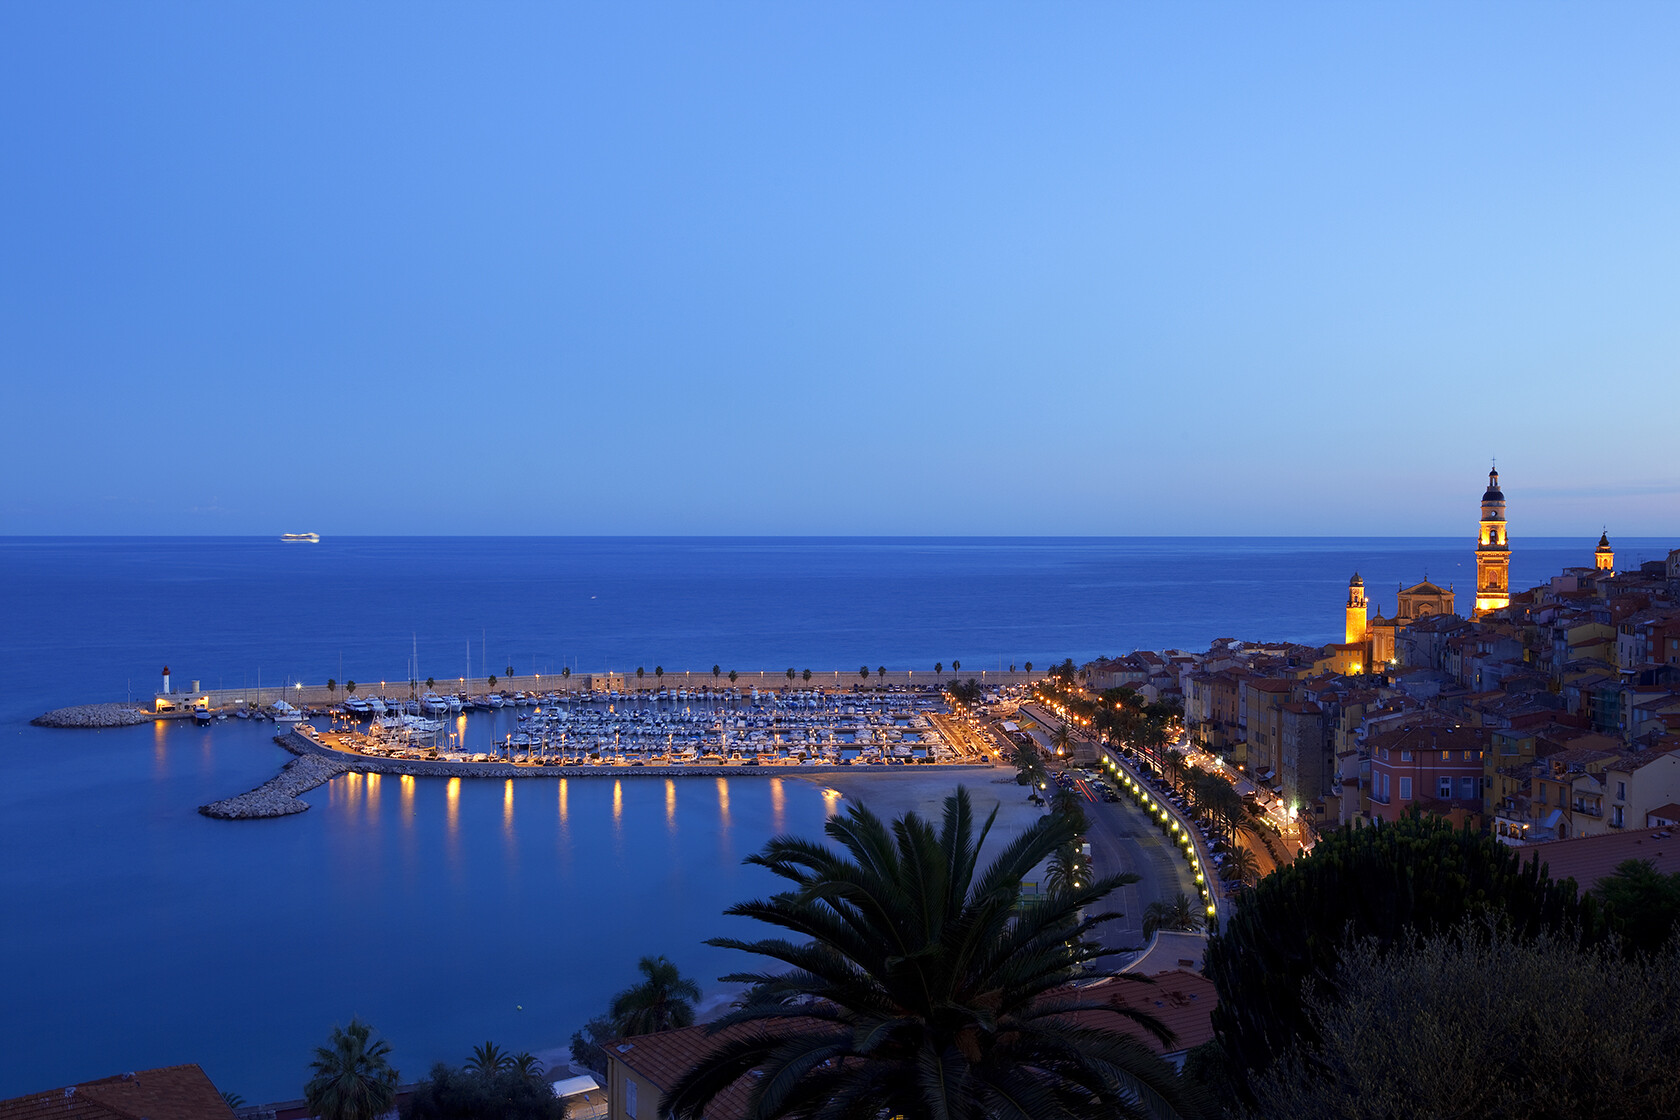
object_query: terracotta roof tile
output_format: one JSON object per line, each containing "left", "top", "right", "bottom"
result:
{"left": 0, "top": 1066, "right": 234, "bottom": 1120}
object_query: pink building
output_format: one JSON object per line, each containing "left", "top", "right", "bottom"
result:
{"left": 1368, "top": 720, "right": 1487, "bottom": 825}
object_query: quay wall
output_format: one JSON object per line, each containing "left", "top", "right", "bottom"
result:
{"left": 278, "top": 729, "right": 998, "bottom": 783}
{"left": 158, "top": 668, "right": 1043, "bottom": 710}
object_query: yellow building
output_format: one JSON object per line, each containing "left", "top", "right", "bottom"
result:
{"left": 1339, "top": 574, "right": 1452, "bottom": 672}
{"left": 1596, "top": 531, "right": 1615, "bottom": 572}
{"left": 1474, "top": 466, "right": 1511, "bottom": 617}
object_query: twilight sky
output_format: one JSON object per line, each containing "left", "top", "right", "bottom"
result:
{"left": 3, "top": 4, "right": 1678, "bottom": 536}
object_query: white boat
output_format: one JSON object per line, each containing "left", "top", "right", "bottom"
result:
{"left": 487, "top": 694, "right": 505, "bottom": 708}
{"left": 280, "top": 533, "right": 320, "bottom": 543}
{"left": 367, "top": 697, "right": 388, "bottom": 715}
{"left": 344, "top": 697, "right": 370, "bottom": 715}
{"left": 420, "top": 692, "right": 449, "bottom": 714}
{"left": 446, "top": 695, "right": 464, "bottom": 712}
{"left": 270, "top": 700, "right": 303, "bottom": 727}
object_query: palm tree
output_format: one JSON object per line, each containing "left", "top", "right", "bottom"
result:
{"left": 1045, "top": 840, "right": 1106, "bottom": 898}
{"left": 426, "top": 676, "right": 435, "bottom": 692}
{"left": 561, "top": 666, "right": 571, "bottom": 680}
{"left": 511, "top": 1052, "right": 545, "bottom": 1080}
{"left": 637, "top": 666, "right": 646, "bottom": 687}
{"left": 728, "top": 669, "right": 738, "bottom": 684}
{"left": 304, "top": 1019, "right": 398, "bottom": 1120}
{"left": 327, "top": 678, "right": 337, "bottom": 699}
{"left": 656, "top": 666, "right": 664, "bottom": 686}
{"left": 1223, "top": 845, "right": 1260, "bottom": 887}
{"left": 488, "top": 674, "right": 498, "bottom": 690}
{"left": 802, "top": 669, "right": 812, "bottom": 682}
{"left": 665, "top": 788, "right": 1192, "bottom": 1120}
{"left": 714, "top": 665, "right": 722, "bottom": 681}
{"left": 345, "top": 680, "right": 356, "bottom": 696}
{"left": 611, "top": 955, "right": 702, "bottom": 1036}
{"left": 220, "top": 1091, "right": 246, "bottom": 1111}
{"left": 859, "top": 665, "right": 869, "bottom": 680}
{"left": 506, "top": 665, "right": 515, "bottom": 680}
{"left": 935, "top": 662, "right": 943, "bottom": 677}
{"left": 876, "top": 666, "right": 885, "bottom": 681}
{"left": 1051, "top": 721, "right": 1074, "bottom": 758}
{"left": 1141, "top": 893, "right": 1202, "bottom": 937}
{"left": 465, "top": 1040, "right": 515, "bottom": 1075}
{"left": 787, "top": 668, "right": 796, "bottom": 684}
{"left": 952, "top": 659, "right": 961, "bottom": 672}
{"left": 1025, "top": 661, "right": 1034, "bottom": 673}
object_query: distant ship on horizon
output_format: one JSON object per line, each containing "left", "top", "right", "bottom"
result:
{"left": 280, "top": 533, "right": 321, "bottom": 543}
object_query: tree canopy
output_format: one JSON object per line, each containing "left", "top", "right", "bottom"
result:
{"left": 1247, "top": 921, "right": 1680, "bottom": 1120}
{"left": 1203, "top": 811, "right": 1602, "bottom": 1093}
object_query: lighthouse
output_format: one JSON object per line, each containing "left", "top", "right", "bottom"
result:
{"left": 162, "top": 666, "right": 172, "bottom": 695}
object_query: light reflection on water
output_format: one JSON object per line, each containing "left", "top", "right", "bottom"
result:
{"left": 0, "top": 715, "right": 850, "bottom": 1104}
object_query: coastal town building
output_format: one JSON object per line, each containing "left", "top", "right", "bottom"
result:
{"left": 0, "top": 1065, "right": 235, "bottom": 1120}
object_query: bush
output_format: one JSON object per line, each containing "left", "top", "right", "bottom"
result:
{"left": 1203, "top": 811, "right": 1602, "bottom": 1095}
{"left": 1248, "top": 921, "right": 1680, "bottom": 1120}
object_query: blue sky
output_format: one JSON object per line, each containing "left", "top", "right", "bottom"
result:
{"left": 3, "top": 4, "right": 1677, "bottom": 536}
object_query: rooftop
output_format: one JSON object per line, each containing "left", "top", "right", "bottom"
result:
{"left": 0, "top": 1066, "right": 233, "bottom": 1120}
{"left": 1527, "top": 827, "right": 1680, "bottom": 890}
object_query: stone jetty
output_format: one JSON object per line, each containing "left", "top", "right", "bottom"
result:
{"left": 198, "top": 751, "right": 353, "bottom": 819}
{"left": 32, "top": 703, "right": 150, "bottom": 728}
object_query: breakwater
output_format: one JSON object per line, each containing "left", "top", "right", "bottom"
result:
{"left": 198, "top": 751, "right": 352, "bottom": 819}
{"left": 31, "top": 703, "right": 150, "bottom": 728}
{"left": 199, "top": 730, "right": 997, "bottom": 820}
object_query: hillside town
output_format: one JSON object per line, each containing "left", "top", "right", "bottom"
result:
{"left": 1081, "top": 469, "right": 1680, "bottom": 862}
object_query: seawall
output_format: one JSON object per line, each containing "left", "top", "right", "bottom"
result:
{"left": 199, "top": 730, "right": 999, "bottom": 820}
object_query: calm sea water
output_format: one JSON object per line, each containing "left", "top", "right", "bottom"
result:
{"left": 0, "top": 536, "right": 1663, "bottom": 1100}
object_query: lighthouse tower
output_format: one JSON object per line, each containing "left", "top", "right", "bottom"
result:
{"left": 1474, "top": 467, "right": 1511, "bottom": 617}
{"left": 1596, "top": 531, "right": 1615, "bottom": 573}
{"left": 1345, "top": 573, "right": 1368, "bottom": 646}
{"left": 162, "top": 666, "right": 172, "bottom": 695}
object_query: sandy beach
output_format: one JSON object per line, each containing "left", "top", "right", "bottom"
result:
{"left": 797, "top": 764, "right": 1047, "bottom": 856}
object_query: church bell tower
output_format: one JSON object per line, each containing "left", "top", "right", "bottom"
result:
{"left": 1474, "top": 466, "right": 1511, "bottom": 617}
{"left": 1345, "top": 573, "right": 1368, "bottom": 645}
{"left": 1596, "top": 531, "right": 1615, "bottom": 573}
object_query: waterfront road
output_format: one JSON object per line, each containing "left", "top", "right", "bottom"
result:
{"left": 1008, "top": 706, "right": 1203, "bottom": 955}
{"left": 1064, "top": 770, "right": 1204, "bottom": 955}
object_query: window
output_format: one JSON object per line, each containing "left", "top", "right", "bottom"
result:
{"left": 1401, "top": 749, "right": 1412, "bottom": 761}
{"left": 1400, "top": 776, "right": 1413, "bottom": 801}
{"left": 1381, "top": 773, "right": 1390, "bottom": 801}
{"left": 626, "top": 1078, "right": 638, "bottom": 1119}
{"left": 1460, "top": 777, "right": 1476, "bottom": 800}
{"left": 1439, "top": 776, "right": 1453, "bottom": 799}
{"left": 1382, "top": 748, "right": 1390, "bottom": 761}
{"left": 1613, "top": 806, "right": 1625, "bottom": 827}
{"left": 1618, "top": 782, "right": 1627, "bottom": 800}
{"left": 1441, "top": 750, "right": 1451, "bottom": 762}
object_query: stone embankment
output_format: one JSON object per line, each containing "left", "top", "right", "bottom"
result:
{"left": 199, "top": 751, "right": 352, "bottom": 819}
{"left": 196, "top": 730, "right": 996, "bottom": 821}
{"left": 32, "top": 703, "right": 150, "bottom": 728}
{"left": 278, "top": 729, "right": 995, "bottom": 782}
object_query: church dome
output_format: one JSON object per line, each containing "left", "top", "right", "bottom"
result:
{"left": 1483, "top": 467, "right": 1504, "bottom": 502}
{"left": 1350, "top": 572, "right": 1363, "bottom": 586}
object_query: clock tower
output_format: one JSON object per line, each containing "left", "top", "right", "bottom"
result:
{"left": 1474, "top": 466, "right": 1511, "bottom": 617}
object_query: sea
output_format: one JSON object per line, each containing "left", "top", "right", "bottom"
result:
{"left": 0, "top": 535, "right": 1668, "bottom": 1101}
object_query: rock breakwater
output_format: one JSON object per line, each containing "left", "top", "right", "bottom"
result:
{"left": 32, "top": 703, "right": 150, "bottom": 728}
{"left": 198, "top": 751, "right": 352, "bottom": 819}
